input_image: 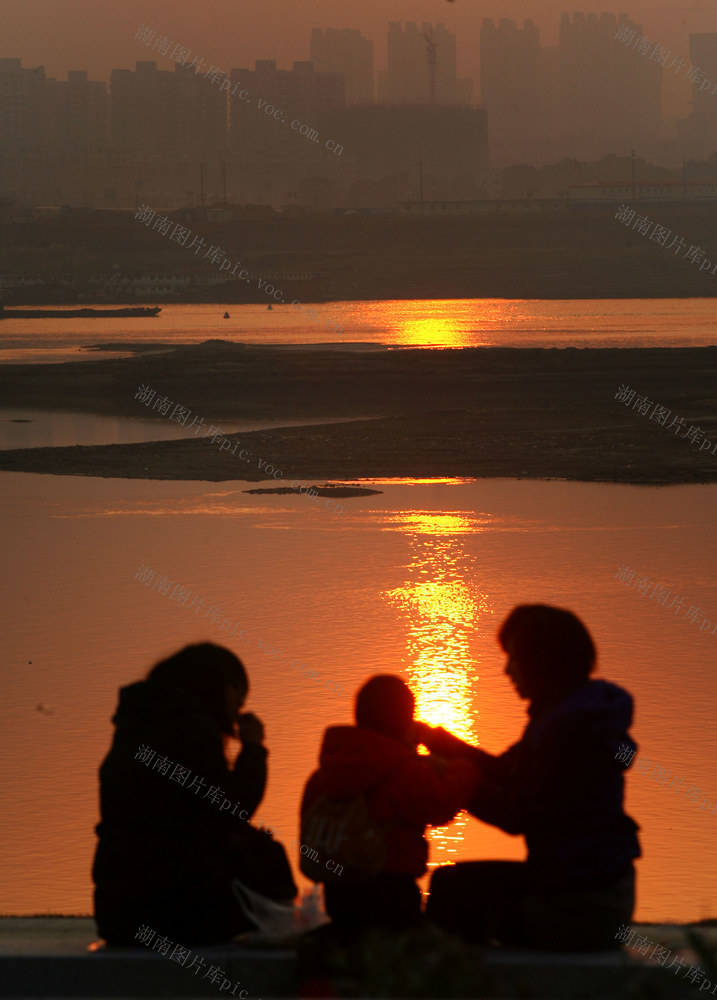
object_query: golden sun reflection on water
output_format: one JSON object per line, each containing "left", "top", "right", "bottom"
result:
{"left": 397, "top": 315, "right": 465, "bottom": 348}
{"left": 383, "top": 511, "right": 491, "bottom": 874}
{"left": 378, "top": 299, "right": 500, "bottom": 348}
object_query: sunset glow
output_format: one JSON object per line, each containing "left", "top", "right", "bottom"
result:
{"left": 383, "top": 510, "right": 492, "bottom": 870}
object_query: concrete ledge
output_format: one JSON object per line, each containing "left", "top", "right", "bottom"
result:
{"left": 482, "top": 947, "right": 697, "bottom": 999}
{"left": 0, "top": 919, "right": 295, "bottom": 998}
{"left": 0, "top": 918, "right": 713, "bottom": 999}
{"left": 0, "top": 953, "right": 295, "bottom": 998}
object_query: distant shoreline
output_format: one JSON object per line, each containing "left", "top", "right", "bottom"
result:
{"left": 4, "top": 210, "right": 717, "bottom": 302}
{"left": 3, "top": 290, "right": 717, "bottom": 307}
{"left": 0, "top": 342, "right": 715, "bottom": 486}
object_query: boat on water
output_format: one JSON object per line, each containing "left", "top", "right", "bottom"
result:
{"left": 0, "top": 305, "right": 162, "bottom": 319}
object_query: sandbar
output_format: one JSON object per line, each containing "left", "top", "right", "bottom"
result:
{"left": 0, "top": 342, "right": 715, "bottom": 485}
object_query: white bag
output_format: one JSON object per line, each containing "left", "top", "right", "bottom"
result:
{"left": 231, "top": 880, "right": 329, "bottom": 939}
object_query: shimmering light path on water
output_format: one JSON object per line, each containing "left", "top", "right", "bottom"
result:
{"left": 0, "top": 298, "right": 716, "bottom": 361}
{"left": 384, "top": 511, "right": 491, "bottom": 873}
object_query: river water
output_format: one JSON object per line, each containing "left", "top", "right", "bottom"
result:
{"left": 1, "top": 298, "right": 715, "bottom": 924}
{"left": 1, "top": 472, "right": 715, "bottom": 922}
{"left": 0, "top": 297, "right": 716, "bottom": 362}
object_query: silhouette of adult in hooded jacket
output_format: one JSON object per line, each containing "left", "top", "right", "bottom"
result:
{"left": 92, "top": 643, "right": 296, "bottom": 944}
{"left": 421, "top": 605, "right": 640, "bottom": 951}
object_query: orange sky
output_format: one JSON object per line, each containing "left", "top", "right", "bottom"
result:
{"left": 1, "top": 0, "right": 710, "bottom": 119}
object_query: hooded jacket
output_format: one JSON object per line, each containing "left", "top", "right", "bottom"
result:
{"left": 92, "top": 679, "right": 273, "bottom": 942}
{"left": 301, "top": 725, "right": 480, "bottom": 878}
{"left": 421, "top": 679, "right": 641, "bottom": 889}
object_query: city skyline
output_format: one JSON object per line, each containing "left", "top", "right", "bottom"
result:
{"left": 1, "top": 6, "right": 715, "bottom": 208}
{"left": 1, "top": 14, "right": 706, "bottom": 123}
{"left": 2, "top": 0, "right": 712, "bottom": 118}
{"left": 2, "top": 14, "right": 712, "bottom": 141}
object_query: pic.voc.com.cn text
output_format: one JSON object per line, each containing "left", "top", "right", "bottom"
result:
{"left": 134, "top": 24, "right": 343, "bottom": 157}
{"left": 134, "top": 744, "right": 343, "bottom": 875}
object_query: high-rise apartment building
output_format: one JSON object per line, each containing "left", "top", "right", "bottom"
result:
{"left": 110, "top": 61, "right": 174, "bottom": 149}
{"left": 479, "top": 12, "right": 664, "bottom": 165}
{"left": 689, "top": 33, "right": 717, "bottom": 124}
{"left": 228, "top": 60, "right": 344, "bottom": 154}
{"left": 310, "top": 28, "right": 374, "bottom": 104}
{"left": 480, "top": 19, "right": 541, "bottom": 162}
{"left": 110, "top": 61, "right": 226, "bottom": 150}
{"left": 0, "top": 58, "right": 46, "bottom": 146}
{"left": 676, "top": 33, "right": 717, "bottom": 157}
{"left": 558, "top": 12, "right": 661, "bottom": 149}
{"left": 173, "top": 63, "right": 228, "bottom": 150}
{"left": 45, "top": 70, "right": 107, "bottom": 146}
{"left": 379, "top": 22, "right": 465, "bottom": 105}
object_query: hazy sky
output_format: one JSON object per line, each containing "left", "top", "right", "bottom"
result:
{"left": 2, "top": 0, "right": 713, "bottom": 118}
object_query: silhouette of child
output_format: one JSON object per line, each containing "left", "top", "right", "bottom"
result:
{"left": 300, "top": 674, "right": 480, "bottom": 935}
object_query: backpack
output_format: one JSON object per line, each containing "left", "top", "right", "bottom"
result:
{"left": 299, "top": 790, "right": 391, "bottom": 885}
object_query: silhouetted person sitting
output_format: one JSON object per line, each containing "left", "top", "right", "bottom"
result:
{"left": 300, "top": 674, "right": 479, "bottom": 937}
{"left": 422, "top": 605, "right": 640, "bottom": 951}
{"left": 93, "top": 643, "right": 296, "bottom": 945}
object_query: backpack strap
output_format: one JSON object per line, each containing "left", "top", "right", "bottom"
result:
{"left": 300, "top": 757, "right": 411, "bottom": 883}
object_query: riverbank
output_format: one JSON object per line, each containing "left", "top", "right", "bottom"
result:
{"left": 0, "top": 343, "right": 715, "bottom": 485}
{"left": 4, "top": 211, "right": 717, "bottom": 302}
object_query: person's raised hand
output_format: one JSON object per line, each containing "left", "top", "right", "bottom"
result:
{"left": 237, "top": 712, "right": 265, "bottom": 745}
{"left": 409, "top": 720, "right": 434, "bottom": 747}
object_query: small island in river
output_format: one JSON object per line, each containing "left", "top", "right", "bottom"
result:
{"left": 243, "top": 485, "right": 382, "bottom": 497}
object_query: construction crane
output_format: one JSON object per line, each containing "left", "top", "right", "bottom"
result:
{"left": 422, "top": 27, "right": 438, "bottom": 104}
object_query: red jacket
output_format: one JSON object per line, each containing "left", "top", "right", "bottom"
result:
{"left": 300, "top": 725, "right": 480, "bottom": 877}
